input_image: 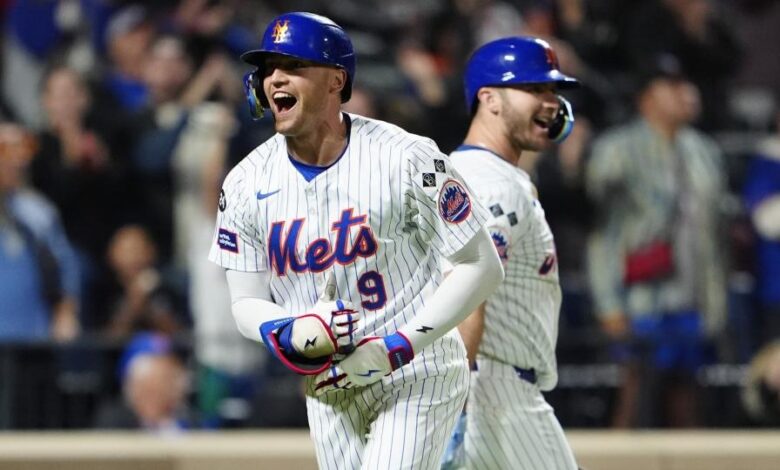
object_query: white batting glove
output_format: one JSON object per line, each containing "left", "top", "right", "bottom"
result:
{"left": 314, "top": 333, "right": 414, "bottom": 394}
{"left": 340, "top": 335, "right": 411, "bottom": 387}
{"left": 290, "top": 272, "right": 360, "bottom": 358}
{"left": 313, "top": 364, "right": 352, "bottom": 395}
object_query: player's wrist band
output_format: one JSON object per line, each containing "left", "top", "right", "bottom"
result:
{"left": 384, "top": 332, "right": 414, "bottom": 370}
{"left": 277, "top": 321, "right": 295, "bottom": 354}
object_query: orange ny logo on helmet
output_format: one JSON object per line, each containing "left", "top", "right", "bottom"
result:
{"left": 271, "top": 20, "right": 290, "bottom": 43}
{"left": 544, "top": 46, "right": 559, "bottom": 70}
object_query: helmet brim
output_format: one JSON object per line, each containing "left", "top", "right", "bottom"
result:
{"left": 546, "top": 70, "right": 580, "bottom": 89}
{"left": 240, "top": 49, "right": 278, "bottom": 66}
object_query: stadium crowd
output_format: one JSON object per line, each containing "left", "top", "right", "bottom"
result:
{"left": 1, "top": 0, "right": 779, "bottom": 430}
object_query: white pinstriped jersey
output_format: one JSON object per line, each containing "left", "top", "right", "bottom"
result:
{"left": 209, "top": 113, "right": 488, "bottom": 469}
{"left": 448, "top": 146, "right": 577, "bottom": 470}
{"left": 449, "top": 146, "right": 562, "bottom": 391}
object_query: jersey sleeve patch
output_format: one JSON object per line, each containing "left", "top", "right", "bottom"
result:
{"left": 490, "top": 227, "right": 510, "bottom": 265}
{"left": 489, "top": 203, "right": 504, "bottom": 217}
{"left": 218, "top": 189, "right": 227, "bottom": 212}
{"left": 414, "top": 158, "right": 452, "bottom": 195}
{"left": 217, "top": 228, "right": 239, "bottom": 253}
{"left": 438, "top": 179, "right": 472, "bottom": 224}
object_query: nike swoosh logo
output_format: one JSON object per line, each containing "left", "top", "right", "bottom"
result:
{"left": 256, "top": 189, "right": 281, "bottom": 200}
{"left": 356, "top": 369, "right": 381, "bottom": 377}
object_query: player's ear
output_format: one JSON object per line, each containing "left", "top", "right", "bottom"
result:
{"left": 330, "top": 69, "right": 347, "bottom": 97}
{"left": 478, "top": 88, "right": 500, "bottom": 115}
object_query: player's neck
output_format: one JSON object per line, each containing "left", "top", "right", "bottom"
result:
{"left": 286, "top": 112, "right": 348, "bottom": 166}
{"left": 463, "top": 120, "right": 520, "bottom": 166}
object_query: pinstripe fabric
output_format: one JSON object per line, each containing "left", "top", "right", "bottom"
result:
{"left": 209, "top": 113, "right": 487, "bottom": 469}
{"left": 465, "top": 358, "right": 576, "bottom": 470}
{"left": 450, "top": 148, "right": 561, "bottom": 391}
{"left": 449, "top": 147, "right": 576, "bottom": 470}
{"left": 307, "top": 329, "right": 469, "bottom": 470}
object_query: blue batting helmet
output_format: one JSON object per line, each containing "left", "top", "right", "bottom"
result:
{"left": 241, "top": 12, "right": 355, "bottom": 108}
{"left": 464, "top": 37, "right": 578, "bottom": 114}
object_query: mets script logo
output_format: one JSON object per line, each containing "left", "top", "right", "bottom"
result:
{"left": 271, "top": 20, "right": 290, "bottom": 43}
{"left": 539, "top": 253, "right": 556, "bottom": 275}
{"left": 544, "top": 45, "right": 559, "bottom": 69}
{"left": 268, "top": 208, "right": 378, "bottom": 275}
{"left": 491, "top": 230, "right": 509, "bottom": 264}
{"left": 439, "top": 180, "right": 471, "bottom": 224}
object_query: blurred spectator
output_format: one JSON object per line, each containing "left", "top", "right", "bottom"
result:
{"left": 732, "top": 1, "right": 780, "bottom": 129}
{"left": 586, "top": 56, "right": 727, "bottom": 427}
{"left": 556, "top": 0, "right": 626, "bottom": 73}
{"left": 169, "top": 0, "right": 260, "bottom": 60}
{"left": 742, "top": 340, "right": 780, "bottom": 426}
{"left": 130, "top": 34, "right": 240, "bottom": 262}
{"left": 125, "top": 33, "right": 192, "bottom": 263}
{"left": 620, "top": 0, "right": 742, "bottom": 130}
{"left": 325, "top": 0, "right": 446, "bottom": 33}
{"left": 743, "top": 110, "right": 780, "bottom": 344}
{"left": 31, "top": 65, "right": 124, "bottom": 320}
{"left": 0, "top": 0, "right": 75, "bottom": 128}
{"left": 394, "top": 39, "right": 468, "bottom": 153}
{"left": 172, "top": 101, "right": 266, "bottom": 428}
{"left": 100, "top": 225, "right": 184, "bottom": 339}
{"left": 94, "top": 332, "right": 194, "bottom": 432}
{"left": 97, "top": 5, "right": 155, "bottom": 113}
{"left": 0, "top": 122, "right": 79, "bottom": 342}
{"left": 455, "top": 0, "right": 524, "bottom": 46}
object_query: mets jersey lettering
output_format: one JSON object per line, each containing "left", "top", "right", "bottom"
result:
{"left": 269, "top": 209, "right": 378, "bottom": 275}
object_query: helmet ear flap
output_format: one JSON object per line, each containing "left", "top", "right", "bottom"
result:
{"left": 243, "top": 71, "right": 265, "bottom": 120}
{"left": 548, "top": 96, "right": 575, "bottom": 143}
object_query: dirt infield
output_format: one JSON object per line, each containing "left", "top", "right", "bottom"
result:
{"left": 0, "top": 430, "right": 778, "bottom": 470}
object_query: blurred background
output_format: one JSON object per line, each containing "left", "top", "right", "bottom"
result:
{"left": 0, "top": 0, "right": 779, "bottom": 434}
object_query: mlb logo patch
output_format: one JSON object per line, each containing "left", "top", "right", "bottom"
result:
{"left": 439, "top": 179, "right": 471, "bottom": 223}
{"left": 217, "top": 228, "right": 239, "bottom": 253}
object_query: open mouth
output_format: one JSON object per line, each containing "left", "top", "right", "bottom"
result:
{"left": 533, "top": 117, "right": 550, "bottom": 131}
{"left": 273, "top": 92, "right": 298, "bottom": 114}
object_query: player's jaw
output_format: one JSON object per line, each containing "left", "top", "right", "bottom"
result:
{"left": 504, "top": 95, "right": 556, "bottom": 152}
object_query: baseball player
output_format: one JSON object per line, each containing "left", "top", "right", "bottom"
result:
{"left": 208, "top": 12, "right": 504, "bottom": 469}
{"left": 442, "top": 37, "right": 579, "bottom": 470}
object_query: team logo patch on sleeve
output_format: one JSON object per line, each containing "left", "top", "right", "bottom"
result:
{"left": 217, "top": 228, "right": 239, "bottom": 253}
{"left": 439, "top": 179, "right": 471, "bottom": 223}
{"left": 491, "top": 229, "right": 510, "bottom": 265}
